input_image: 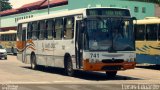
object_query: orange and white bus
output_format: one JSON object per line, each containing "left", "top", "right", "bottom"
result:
{"left": 0, "top": 30, "right": 17, "bottom": 55}
{"left": 17, "top": 7, "right": 136, "bottom": 78}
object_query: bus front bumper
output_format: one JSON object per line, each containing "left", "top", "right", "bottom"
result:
{"left": 83, "top": 60, "right": 136, "bottom": 71}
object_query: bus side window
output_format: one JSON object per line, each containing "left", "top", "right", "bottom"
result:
{"left": 64, "top": 17, "right": 74, "bottom": 39}
{"left": 47, "top": 19, "right": 54, "bottom": 40}
{"left": 55, "top": 18, "right": 63, "bottom": 40}
{"left": 39, "top": 20, "right": 47, "bottom": 40}
{"left": 135, "top": 25, "right": 145, "bottom": 40}
{"left": 27, "top": 22, "right": 32, "bottom": 39}
{"left": 17, "top": 24, "right": 22, "bottom": 41}
{"left": 32, "top": 21, "right": 39, "bottom": 40}
{"left": 158, "top": 24, "right": 160, "bottom": 40}
{"left": 146, "top": 24, "right": 157, "bottom": 41}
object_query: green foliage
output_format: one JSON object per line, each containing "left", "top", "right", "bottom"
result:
{"left": 0, "top": 0, "right": 12, "bottom": 11}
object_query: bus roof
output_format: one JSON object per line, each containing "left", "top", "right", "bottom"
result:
{"left": 136, "top": 17, "right": 160, "bottom": 24}
{"left": 18, "top": 7, "right": 130, "bottom": 24}
{"left": 0, "top": 30, "right": 17, "bottom": 35}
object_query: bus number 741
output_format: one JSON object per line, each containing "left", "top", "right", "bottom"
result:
{"left": 90, "top": 53, "right": 99, "bottom": 59}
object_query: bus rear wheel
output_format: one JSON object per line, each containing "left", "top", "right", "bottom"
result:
{"left": 64, "top": 55, "right": 74, "bottom": 76}
{"left": 106, "top": 71, "right": 117, "bottom": 78}
{"left": 31, "top": 54, "right": 37, "bottom": 69}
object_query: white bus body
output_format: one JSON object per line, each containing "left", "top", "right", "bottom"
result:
{"left": 17, "top": 7, "right": 136, "bottom": 77}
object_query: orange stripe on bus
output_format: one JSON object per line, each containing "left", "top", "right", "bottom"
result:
{"left": 83, "top": 59, "right": 136, "bottom": 71}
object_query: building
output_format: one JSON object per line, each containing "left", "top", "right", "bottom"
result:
{"left": 0, "top": 0, "right": 159, "bottom": 31}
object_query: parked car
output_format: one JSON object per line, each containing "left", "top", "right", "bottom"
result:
{"left": 0, "top": 45, "right": 7, "bottom": 60}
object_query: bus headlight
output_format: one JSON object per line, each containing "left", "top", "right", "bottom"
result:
{"left": 90, "top": 59, "right": 100, "bottom": 63}
{"left": 90, "top": 59, "right": 96, "bottom": 63}
{"left": 131, "top": 58, "right": 135, "bottom": 62}
{"left": 127, "top": 58, "right": 135, "bottom": 62}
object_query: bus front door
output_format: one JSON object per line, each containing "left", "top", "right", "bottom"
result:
{"left": 76, "top": 20, "right": 83, "bottom": 69}
{"left": 22, "top": 24, "right": 27, "bottom": 63}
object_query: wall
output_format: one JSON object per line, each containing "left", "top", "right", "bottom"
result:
{"left": 155, "top": 4, "right": 160, "bottom": 17}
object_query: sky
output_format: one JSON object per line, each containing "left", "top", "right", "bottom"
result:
{"left": 9, "top": 0, "right": 40, "bottom": 8}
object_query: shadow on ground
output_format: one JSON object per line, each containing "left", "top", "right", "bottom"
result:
{"left": 22, "top": 66, "right": 142, "bottom": 81}
{"left": 136, "top": 65, "right": 160, "bottom": 70}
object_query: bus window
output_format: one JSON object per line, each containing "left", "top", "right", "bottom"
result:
{"left": 32, "top": 21, "right": 39, "bottom": 40}
{"left": 47, "top": 19, "right": 54, "bottom": 40}
{"left": 135, "top": 25, "right": 145, "bottom": 40}
{"left": 1, "top": 35, "right": 4, "bottom": 41}
{"left": 8, "top": 34, "right": 11, "bottom": 41}
{"left": 6, "top": 35, "right": 8, "bottom": 41}
{"left": 13, "top": 34, "right": 16, "bottom": 41}
{"left": 64, "top": 17, "right": 74, "bottom": 39}
{"left": 55, "top": 18, "right": 63, "bottom": 40}
{"left": 17, "top": 24, "right": 22, "bottom": 41}
{"left": 158, "top": 24, "right": 160, "bottom": 40}
{"left": 27, "top": 22, "right": 32, "bottom": 39}
{"left": 146, "top": 24, "right": 158, "bottom": 41}
{"left": 39, "top": 20, "right": 47, "bottom": 40}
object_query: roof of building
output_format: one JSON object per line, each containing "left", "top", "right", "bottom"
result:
{"left": 40, "top": 0, "right": 67, "bottom": 8}
{"left": 17, "top": 0, "right": 46, "bottom": 10}
{"left": 0, "top": 0, "right": 68, "bottom": 16}
{"left": 0, "top": 9, "right": 18, "bottom": 16}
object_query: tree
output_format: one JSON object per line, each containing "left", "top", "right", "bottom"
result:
{"left": 0, "top": 0, "right": 12, "bottom": 11}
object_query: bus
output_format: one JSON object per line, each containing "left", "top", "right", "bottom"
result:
{"left": 135, "top": 17, "right": 160, "bottom": 65}
{"left": 0, "top": 30, "right": 17, "bottom": 55}
{"left": 17, "top": 7, "right": 136, "bottom": 78}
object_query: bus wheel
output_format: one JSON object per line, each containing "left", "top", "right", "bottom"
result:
{"left": 4, "top": 57, "right": 7, "bottom": 60}
{"left": 64, "top": 56, "right": 74, "bottom": 76}
{"left": 106, "top": 71, "right": 117, "bottom": 78}
{"left": 31, "top": 54, "right": 37, "bottom": 69}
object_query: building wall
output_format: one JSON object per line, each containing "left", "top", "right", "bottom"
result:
{"left": 155, "top": 4, "right": 160, "bottom": 17}
{"left": 0, "top": 0, "right": 155, "bottom": 28}
{"left": 68, "top": 0, "right": 155, "bottom": 19}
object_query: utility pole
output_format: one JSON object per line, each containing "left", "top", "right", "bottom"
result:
{"left": 0, "top": 1, "right": 1, "bottom": 40}
{"left": 47, "top": 0, "right": 50, "bottom": 14}
{"left": 0, "top": 1, "right": 1, "bottom": 29}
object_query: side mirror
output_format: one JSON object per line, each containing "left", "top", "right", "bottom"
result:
{"left": 81, "top": 21, "right": 85, "bottom": 33}
{"left": 132, "top": 17, "right": 137, "bottom": 20}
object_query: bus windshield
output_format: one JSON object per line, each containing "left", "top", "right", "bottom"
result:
{"left": 84, "top": 17, "right": 135, "bottom": 51}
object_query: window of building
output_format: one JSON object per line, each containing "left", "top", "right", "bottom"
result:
{"left": 64, "top": 17, "right": 74, "bottom": 39}
{"left": 135, "top": 25, "right": 145, "bottom": 40}
{"left": 146, "top": 24, "right": 158, "bottom": 41}
{"left": 134, "top": 6, "right": 139, "bottom": 13}
{"left": 54, "top": 18, "right": 63, "bottom": 40}
{"left": 39, "top": 20, "right": 47, "bottom": 40}
{"left": 142, "top": 7, "right": 146, "bottom": 13}
{"left": 47, "top": 19, "right": 54, "bottom": 40}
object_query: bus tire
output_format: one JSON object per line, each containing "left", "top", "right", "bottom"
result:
{"left": 106, "top": 71, "right": 117, "bottom": 78}
{"left": 64, "top": 55, "right": 74, "bottom": 76}
{"left": 4, "top": 57, "right": 7, "bottom": 60}
{"left": 31, "top": 54, "right": 37, "bottom": 70}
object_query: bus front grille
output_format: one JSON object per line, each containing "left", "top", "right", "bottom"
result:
{"left": 102, "top": 59, "right": 124, "bottom": 63}
{"left": 101, "top": 65, "right": 122, "bottom": 71}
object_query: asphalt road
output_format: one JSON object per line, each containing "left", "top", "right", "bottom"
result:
{"left": 0, "top": 55, "right": 160, "bottom": 90}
